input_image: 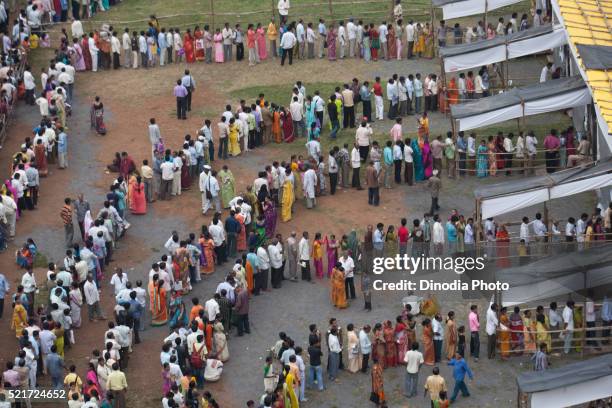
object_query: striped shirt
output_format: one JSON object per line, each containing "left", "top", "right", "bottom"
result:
{"left": 60, "top": 204, "right": 72, "bottom": 225}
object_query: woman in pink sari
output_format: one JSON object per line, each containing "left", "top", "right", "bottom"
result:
{"left": 327, "top": 23, "right": 337, "bottom": 61}
{"left": 129, "top": 175, "right": 147, "bottom": 215}
{"left": 256, "top": 23, "right": 267, "bottom": 60}
{"left": 421, "top": 136, "right": 433, "bottom": 179}
{"left": 395, "top": 317, "right": 409, "bottom": 364}
{"left": 72, "top": 38, "right": 86, "bottom": 71}
{"left": 85, "top": 363, "right": 101, "bottom": 398}
{"left": 324, "top": 234, "right": 338, "bottom": 278}
{"left": 213, "top": 29, "right": 224, "bottom": 63}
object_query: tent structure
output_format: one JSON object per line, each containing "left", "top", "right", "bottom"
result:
{"left": 473, "top": 158, "right": 612, "bottom": 219}
{"left": 516, "top": 354, "right": 612, "bottom": 408}
{"left": 493, "top": 243, "right": 612, "bottom": 306}
{"left": 432, "top": 0, "right": 522, "bottom": 20}
{"left": 449, "top": 76, "right": 590, "bottom": 132}
{"left": 439, "top": 25, "right": 567, "bottom": 73}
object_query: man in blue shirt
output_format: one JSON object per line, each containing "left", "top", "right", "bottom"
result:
{"left": 121, "top": 291, "right": 143, "bottom": 344}
{"left": 448, "top": 352, "right": 474, "bottom": 403}
{"left": 0, "top": 273, "right": 9, "bottom": 318}
{"left": 46, "top": 345, "right": 65, "bottom": 389}
{"left": 383, "top": 141, "right": 394, "bottom": 189}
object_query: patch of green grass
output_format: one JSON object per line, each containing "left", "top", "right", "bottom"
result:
{"left": 33, "top": 252, "right": 49, "bottom": 269}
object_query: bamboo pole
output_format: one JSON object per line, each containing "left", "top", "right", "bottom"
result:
{"left": 271, "top": 0, "right": 275, "bottom": 19}
{"left": 328, "top": 0, "right": 334, "bottom": 21}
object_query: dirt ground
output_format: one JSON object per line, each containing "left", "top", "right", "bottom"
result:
{"left": 0, "top": 53, "right": 597, "bottom": 408}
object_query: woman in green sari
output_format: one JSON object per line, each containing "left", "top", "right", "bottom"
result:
{"left": 218, "top": 165, "right": 235, "bottom": 209}
{"left": 411, "top": 138, "right": 424, "bottom": 181}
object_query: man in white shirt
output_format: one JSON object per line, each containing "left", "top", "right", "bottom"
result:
{"left": 268, "top": 238, "right": 284, "bottom": 288}
{"left": 209, "top": 215, "right": 226, "bottom": 266}
{"left": 204, "top": 294, "right": 220, "bottom": 322}
{"left": 277, "top": 0, "right": 290, "bottom": 23}
{"left": 289, "top": 97, "right": 305, "bottom": 138}
{"left": 532, "top": 212, "right": 547, "bottom": 246}
{"left": 109, "top": 269, "right": 128, "bottom": 296}
{"left": 486, "top": 303, "right": 499, "bottom": 359}
{"left": 121, "top": 28, "right": 131, "bottom": 68}
{"left": 327, "top": 328, "right": 342, "bottom": 381}
{"left": 405, "top": 20, "right": 415, "bottom": 58}
{"left": 403, "top": 138, "right": 414, "bottom": 185}
{"left": 83, "top": 274, "right": 105, "bottom": 321}
{"left": 111, "top": 31, "right": 121, "bottom": 70}
{"left": 432, "top": 313, "right": 445, "bottom": 363}
{"left": 222, "top": 23, "right": 233, "bottom": 62}
{"left": 256, "top": 245, "right": 270, "bottom": 293}
{"left": 378, "top": 22, "right": 388, "bottom": 60}
{"left": 403, "top": 343, "right": 424, "bottom": 397}
{"left": 339, "top": 250, "right": 355, "bottom": 299}
{"left": 199, "top": 166, "right": 220, "bottom": 214}
{"left": 298, "top": 232, "right": 311, "bottom": 281}
{"left": 280, "top": 29, "right": 296, "bottom": 66}
{"left": 88, "top": 33, "right": 99, "bottom": 72}
{"left": 562, "top": 301, "right": 575, "bottom": 354}
{"left": 337, "top": 21, "right": 346, "bottom": 59}
{"left": 23, "top": 66, "right": 35, "bottom": 105}
{"left": 305, "top": 138, "right": 321, "bottom": 162}
{"left": 520, "top": 217, "right": 531, "bottom": 244}
{"left": 295, "top": 19, "right": 305, "bottom": 59}
{"left": 346, "top": 18, "right": 357, "bottom": 57}
{"left": 71, "top": 19, "right": 83, "bottom": 39}
{"left": 432, "top": 214, "right": 445, "bottom": 257}
{"left": 467, "top": 133, "right": 476, "bottom": 171}
{"left": 540, "top": 62, "right": 553, "bottom": 83}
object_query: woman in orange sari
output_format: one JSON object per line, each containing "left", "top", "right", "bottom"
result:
{"left": 149, "top": 277, "right": 168, "bottom": 326}
{"left": 245, "top": 256, "right": 254, "bottom": 294}
{"left": 183, "top": 29, "right": 195, "bottom": 63}
{"left": 448, "top": 77, "right": 459, "bottom": 105}
{"left": 11, "top": 298, "right": 28, "bottom": 338}
{"left": 330, "top": 263, "right": 347, "bottom": 308}
{"left": 496, "top": 224, "right": 510, "bottom": 268}
{"left": 499, "top": 307, "right": 510, "bottom": 360}
{"left": 194, "top": 26, "right": 205, "bottom": 61}
{"left": 372, "top": 323, "right": 386, "bottom": 369}
{"left": 235, "top": 210, "right": 247, "bottom": 252}
{"left": 34, "top": 140, "right": 48, "bottom": 176}
{"left": 199, "top": 230, "right": 215, "bottom": 275}
{"left": 444, "top": 311, "right": 458, "bottom": 360}
{"left": 422, "top": 319, "right": 435, "bottom": 365}
{"left": 417, "top": 112, "right": 429, "bottom": 143}
{"left": 129, "top": 175, "right": 147, "bottom": 215}
{"left": 272, "top": 107, "right": 282, "bottom": 143}
{"left": 371, "top": 358, "right": 386, "bottom": 407}
{"left": 383, "top": 320, "right": 397, "bottom": 367}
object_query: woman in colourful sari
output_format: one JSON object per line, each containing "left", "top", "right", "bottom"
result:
{"left": 90, "top": 96, "right": 106, "bottom": 135}
{"left": 69, "top": 282, "right": 82, "bottom": 328}
{"left": 422, "top": 137, "right": 433, "bottom": 179}
{"left": 476, "top": 140, "right": 488, "bottom": 177}
{"left": 445, "top": 311, "right": 458, "bottom": 360}
{"left": 496, "top": 224, "right": 510, "bottom": 268}
{"left": 387, "top": 24, "right": 396, "bottom": 59}
{"left": 11, "top": 298, "right": 27, "bottom": 338}
{"left": 281, "top": 108, "right": 294, "bottom": 143}
{"left": 218, "top": 166, "right": 235, "bottom": 209}
{"left": 235, "top": 211, "right": 247, "bottom": 252}
{"left": 85, "top": 364, "right": 101, "bottom": 399}
{"left": 523, "top": 310, "right": 536, "bottom": 354}
{"left": 169, "top": 293, "right": 189, "bottom": 329}
{"left": 228, "top": 120, "right": 241, "bottom": 156}
{"left": 324, "top": 235, "right": 338, "bottom": 278}
{"left": 213, "top": 29, "right": 224, "bottom": 63}
{"left": 424, "top": 23, "right": 435, "bottom": 58}
{"left": 81, "top": 35, "right": 92, "bottom": 70}
{"left": 34, "top": 140, "right": 48, "bottom": 176}
{"left": 284, "top": 367, "right": 299, "bottom": 408}
{"left": 535, "top": 313, "right": 551, "bottom": 352}
{"left": 280, "top": 177, "right": 294, "bottom": 222}
{"left": 129, "top": 175, "right": 146, "bottom": 215}
{"left": 327, "top": 23, "right": 337, "bottom": 61}
{"left": 199, "top": 230, "right": 215, "bottom": 275}
{"left": 272, "top": 107, "right": 282, "bottom": 143}
{"left": 413, "top": 23, "right": 424, "bottom": 57}
{"left": 499, "top": 307, "right": 510, "bottom": 359}
{"left": 487, "top": 136, "right": 498, "bottom": 176}
{"left": 362, "top": 29, "right": 371, "bottom": 61}
{"left": 330, "top": 263, "right": 347, "bottom": 309}
{"left": 256, "top": 23, "right": 267, "bottom": 60}
{"left": 312, "top": 233, "right": 324, "bottom": 279}
{"left": 395, "top": 317, "right": 408, "bottom": 363}
{"left": 305, "top": 97, "right": 317, "bottom": 139}
{"left": 509, "top": 306, "right": 524, "bottom": 354}
{"left": 16, "top": 243, "right": 34, "bottom": 269}
{"left": 263, "top": 197, "right": 277, "bottom": 239}
{"left": 417, "top": 112, "right": 429, "bottom": 140}
{"left": 254, "top": 216, "right": 267, "bottom": 247}
{"left": 149, "top": 277, "right": 168, "bottom": 326}
{"left": 422, "top": 318, "right": 435, "bottom": 365}
{"left": 194, "top": 26, "right": 205, "bottom": 61}
{"left": 371, "top": 358, "right": 385, "bottom": 407}
{"left": 448, "top": 77, "right": 459, "bottom": 106}
{"left": 183, "top": 29, "right": 195, "bottom": 63}
{"left": 411, "top": 138, "right": 424, "bottom": 182}
{"left": 370, "top": 23, "right": 380, "bottom": 61}
{"left": 73, "top": 38, "right": 86, "bottom": 71}
{"left": 372, "top": 323, "right": 386, "bottom": 368}
{"left": 383, "top": 320, "right": 397, "bottom": 367}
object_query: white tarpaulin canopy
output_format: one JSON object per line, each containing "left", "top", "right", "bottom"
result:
{"left": 450, "top": 76, "right": 590, "bottom": 132}
{"left": 474, "top": 159, "right": 612, "bottom": 219}
{"left": 439, "top": 25, "right": 567, "bottom": 72}
{"left": 432, "top": 0, "right": 522, "bottom": 20}
{"left": 517, "top": 354, "right": 612, "bottom": 408}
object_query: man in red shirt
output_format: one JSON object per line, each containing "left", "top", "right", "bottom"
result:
{"left": 372, "top": 76, "right": 384, "bottom": 121}
{"left": 398, "top": 218, "right": 410, "bottom": 257}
